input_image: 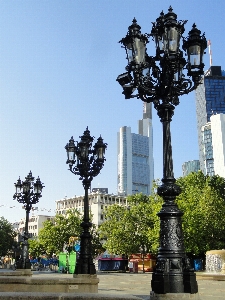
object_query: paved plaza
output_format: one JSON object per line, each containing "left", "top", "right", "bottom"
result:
{"left": 29, "top": 271, "right": 225, "bottom": 300}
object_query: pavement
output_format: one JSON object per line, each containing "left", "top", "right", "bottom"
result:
{"left": 29, "top": 270, "right": 225, "bottom": 300}
{"left": 1, "top": 269, "right": 225, "bottom": 299}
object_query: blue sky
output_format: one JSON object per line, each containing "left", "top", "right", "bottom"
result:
{"left": 0, "top": 0, "right": 224, "bottom": 223}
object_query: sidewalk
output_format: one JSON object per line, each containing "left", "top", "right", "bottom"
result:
{"left": 29, "top": 271, "right": 225, "bottom": 300}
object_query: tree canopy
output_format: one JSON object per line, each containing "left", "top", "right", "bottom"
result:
{"left": 0, "top": 217, "right": 16, "bottom": 256}
{"left": 176, "top": 171, "right": 225, "bottom": 256}
{"left": 29, "top": 209, "right": 82, "bottom": 257}
{"left": 29, "top": 209, "right": 104, "bottom": 257}
{"left": 99, "top": 172, "right": 225, "bottom": 258}
{"left": 29, "top": 171, "right": 225, "bottom": 259}
{"left": 98, "top": 191, "right": 163, "bottom": 256}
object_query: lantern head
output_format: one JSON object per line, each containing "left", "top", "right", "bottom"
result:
{"left": 65, "top": 136, "right": 76, "bottom": 165}
{"left": 163, "top": 6, "right": 186, "bottom": 58}
{"left": 77, "top": 127, "right": 93, "bottom": 160}
{"left": 183, "top": 23, "right": 207, "bottom": 78}
{"left": 14, "top": 177, "right": 22, "bottom": 197}
{"left": 34, "top": 176, "right": 44, "bottom": 195}
{"left": 94, "top": 135, "right": 107, "bottom": 161}
{"left": 120, "top": 18, "right": 148, "bottom": 66}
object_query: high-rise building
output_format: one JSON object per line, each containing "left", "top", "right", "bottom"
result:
{"left": 182, "top": 160, "right": 200, "bottom": 177}
{"left": 210, "top": 113, "right": 225, "bottom": 177}
{"left": 200, "top": 113, "right": 225, "bottom": 177}
{"left": 117, "top": 103, "right": 154, "bottom": 195}
{"left": 195, "top": 66, "right": 225, "bottom": 174}
{"left": 201, "top": 122, "right": 214, "bottom": 176}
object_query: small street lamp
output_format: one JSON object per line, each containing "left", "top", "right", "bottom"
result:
{"left": 13, "top": 171, "right": 44, "bottom": 269}
{"left": 65, "top": 127, "right": 107, "bottom": 274}
{"left": 117, "top": 6, "right": 207, "bottom": 296}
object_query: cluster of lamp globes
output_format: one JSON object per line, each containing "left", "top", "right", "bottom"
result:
{"left": 13, "top": 171, "right": 44, "bottom": 206}
{"left": 116, "top": 6, "right": 207, "bottom": 103}
{"left": 13, "top": 128, "right": 107, "bottom": 209}
{"left": 65, "top": 127, "right": 107, "bottom": 183}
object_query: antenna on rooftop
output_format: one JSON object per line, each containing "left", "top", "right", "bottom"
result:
{"left": 208, "top": 40, "right": 212, "bottom": 67}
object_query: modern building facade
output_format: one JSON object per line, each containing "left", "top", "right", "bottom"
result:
{"left": 117, "top": 103, "right": 154, "bottom": 196}
{"left": 201, "top": 122, "right": 214, "bottom": 176}
{"left": 17, "top": 215, "right": 54, "bottom": 240}
{"left": 182, "top": 160, "right": 200, "bottom": 177}
{"left": 200, "top": 113, "right": 225, "bottom": 177}
{"left": 210, "top": 113, "right": 225, "bottom": 177}
{"left": 55, "top": 191, "right": 127, "bottom": 226}
{"left": 195, "top": 66, "right": 225, "bottom": 174}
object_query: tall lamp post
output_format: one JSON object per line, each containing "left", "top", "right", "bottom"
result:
{"left": 117, "top": 6, "right": 207, "bottom": 296}
{"left": 65, "top": 127, "right": 107, "bottom": 274}
{"left": 13, "top": 171, "right": 44, "bottom": 269}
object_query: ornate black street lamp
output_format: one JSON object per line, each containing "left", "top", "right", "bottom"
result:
{"left": 117, "top": 6, "right": 207, "bottom": 296}
{"left": 65, "top": 127, "right": 107, "bottom": 274}
{"left": 13, "top": 171, "right": 44, "bottom": 269}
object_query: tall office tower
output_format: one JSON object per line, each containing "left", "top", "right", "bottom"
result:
{"left": 210, "top": 113, "right": 225, "bottom": 177}
{"left": 201, "top": 114, "right": 225, "bottom": 177}
{"left": 182, "top": 160, "right": 200, "bottom": 177}
{"left": 201, "top": 122, "right": 214, "bottom": 176}
{"left": 117, "top": 103, "right": 154, "bottom": 195}
{"left": 195, "top": 66, "right": 225, "bottom": 174}
{"left": 201, "top": 122, "right": 215, "bottom": 176}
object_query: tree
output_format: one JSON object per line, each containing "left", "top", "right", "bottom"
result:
{"left": 98, "top": 191, "right": 163, "bottom": 271}
{"left": 0, "top": 217, "right": 16, "bottom": 256}
{"left": 98, "top": 172, "right": 225, "bottom": 264}
{"left": 90, "top": 225, "right": 106, "bottom": 257}
{"left": 176, "top": 171, "right": 225, "bottom": 256}
{"left": 29, "top": 208, "right": 104, "bottom": 257}
{"left": 28, "top": 238, "right": 45, "bottom": 258}
{"left": 33, "top": 209, "right": 82, "bottom": 256}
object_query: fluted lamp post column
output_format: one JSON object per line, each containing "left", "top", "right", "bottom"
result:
{"left": 117, "top": 6, "right": 207, "bottom": 298}
{"left": 65, "top": 127, "right": 107, "bottom": 274}
{"left": 13, "top": 171, "right": 44, "bottom": 269}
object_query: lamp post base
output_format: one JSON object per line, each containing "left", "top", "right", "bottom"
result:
{"left": 75, "top": 258, "right": 96, "bottom": 275}
{"left": 150, "top": 291, "right": 199, "bottom": 300}
{"left": 16, "top": 260, "right": 31, "bottom": 270}
{"left": 151, "top": 269, "right": 198, "bottom": 294}
{"left": 152, "top": 177, "right": 198, "bottom": 296}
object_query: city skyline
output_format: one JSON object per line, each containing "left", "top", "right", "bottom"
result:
{"left": 1, "top": 1, "right": 225, "bottom": 223}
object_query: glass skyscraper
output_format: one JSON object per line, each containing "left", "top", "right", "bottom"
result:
{"left": 201, "top": 122, "right": 214, "bottom": 176}
{"left": 182, "top": 160, "right": 200, "bottom": 177}
{"left": 195, "top": 66, "right": 225, "bottom": 175}
{"left": 117, "top": 103, "right": 154, "bottom": 195}
{"left": 210, "top": 113, "right": 225, "bottom": 177}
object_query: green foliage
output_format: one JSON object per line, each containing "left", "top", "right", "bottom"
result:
{"left": 29, "top": 172, "right": 225, "bottom": 259}
{"left": 98, "top": 172, "right": 225, "bottom": 258}
{"left": 0, "top": 217, "right": 16, "bottom": 256}
{"left": 28, "top": 238, "right": 45, "bottom": 258}
{"left": 98, "top": 190, "right": 163, "bottom": 256}
{"left": 90, "top": 225, "right": 106, "bottom": 257}
{"left": 28, "top": 209, "right": 104, "bottom": 257}
{"left": 29, "top": 209, "right": 82, "bottom": 256}
{"left": 176, "top": 171, "right": 225, "bottom": 255}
